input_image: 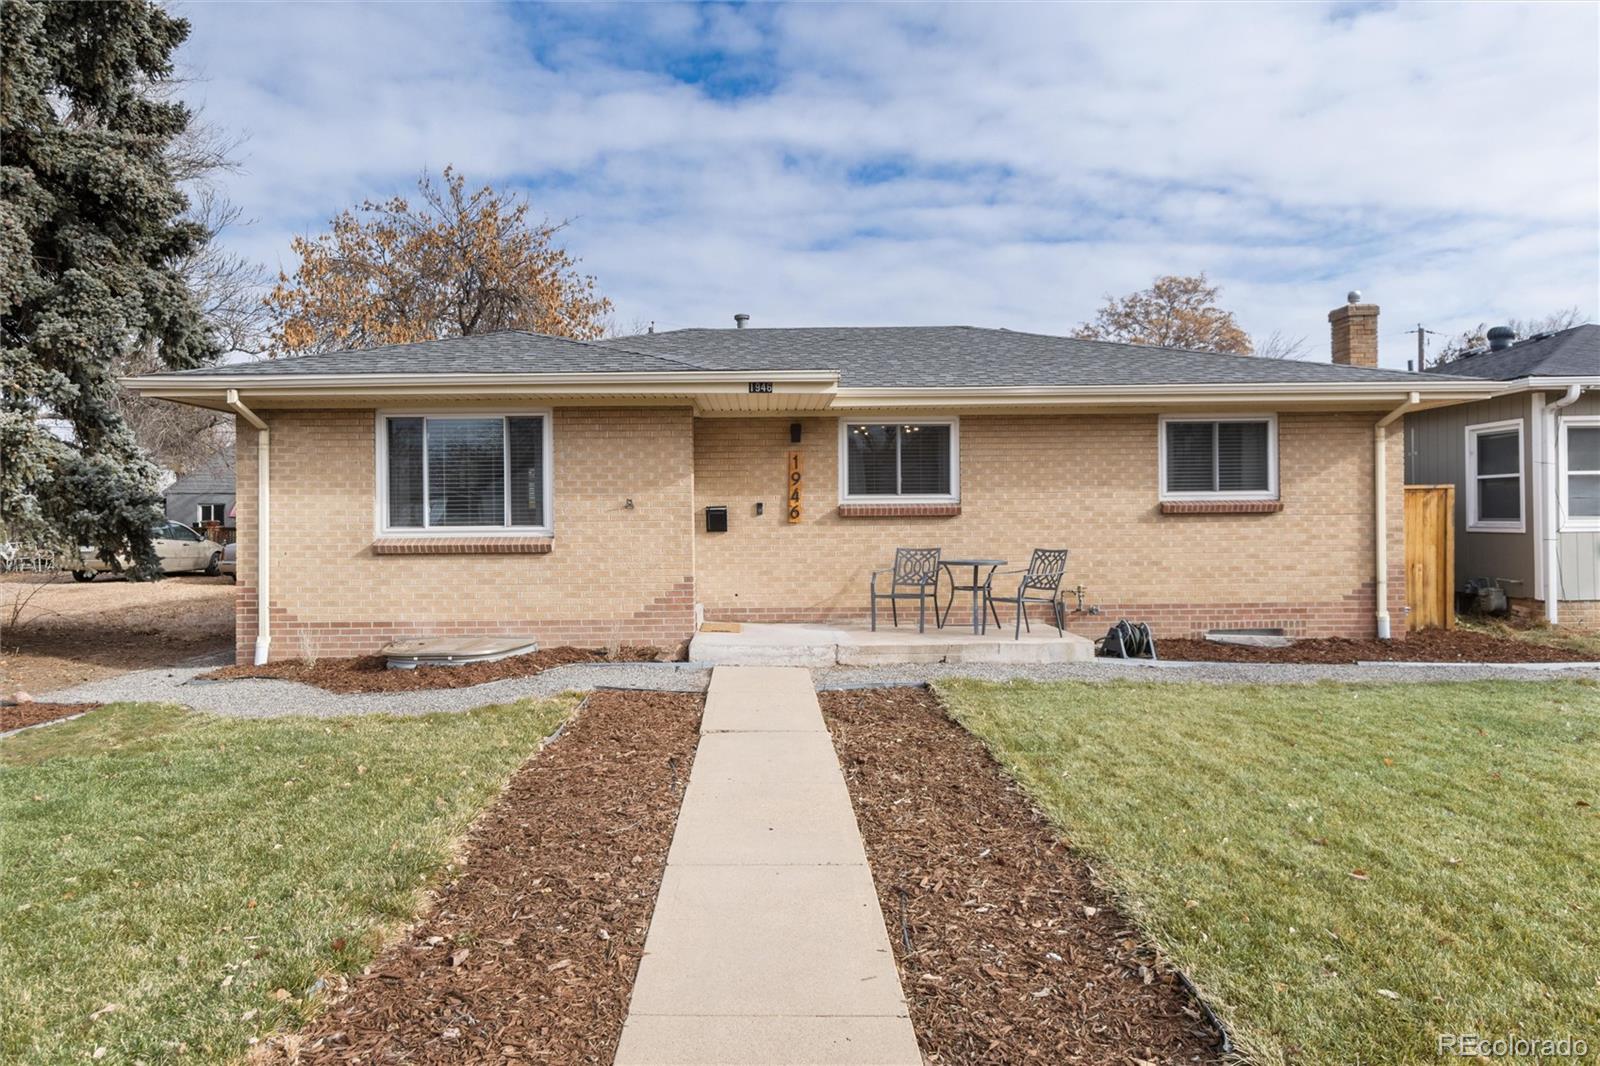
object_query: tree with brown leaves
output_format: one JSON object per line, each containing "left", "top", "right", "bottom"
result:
{"left": 265, "top": 167, "right": 612, "bottom": 354}
{"left": 1073, "top": 273, "right": 1253, "bottom": 354}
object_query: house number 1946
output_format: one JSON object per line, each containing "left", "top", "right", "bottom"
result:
{"left": 787, "top": 451, "right": 802, "bottom": 523}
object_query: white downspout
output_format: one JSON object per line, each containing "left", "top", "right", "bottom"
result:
{"left": 1542, "top": 384, "right": 1583, "bottom": 625}
{"left": 225, "top": 390, "right": 271, "bottom": 665}
{"left": 1374, "top": 392, "right": 1421, "bottom": 640}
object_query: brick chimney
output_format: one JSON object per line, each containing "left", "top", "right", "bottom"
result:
{"left": 1329, "top": 291, "right": 1379, "bottom": 367}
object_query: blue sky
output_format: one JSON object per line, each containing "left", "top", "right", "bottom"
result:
{"left": 174, "top": 1, "right": 1598, "bottom": 367}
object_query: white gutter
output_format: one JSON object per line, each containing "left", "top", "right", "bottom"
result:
{"left": 225, "top": 390, "right": 271, "bottom": 665}
{"left": 1374, "top": 392, "right": 1421, "bottom": 639}
{"left": 1541, "top": 384, "right": 1584, "bottom": 624}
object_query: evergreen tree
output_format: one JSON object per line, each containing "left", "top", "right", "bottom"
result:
{"left": 1, "top": 0, "right": 218, "bottom": 575}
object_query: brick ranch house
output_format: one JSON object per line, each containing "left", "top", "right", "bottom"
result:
{"left": 128, "top": 298, "right": 1497, "bottom": 665}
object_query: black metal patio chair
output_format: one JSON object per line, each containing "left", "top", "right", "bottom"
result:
{"left": 991, "top": 548, "right": 1071, "bottom": 639}
{"left": 869, "top": 547, "right": 941, "bottom": 633}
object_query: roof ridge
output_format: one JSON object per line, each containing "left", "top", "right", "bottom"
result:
{"left": 632, "top": 323, "right": 1441, "bottom": 376}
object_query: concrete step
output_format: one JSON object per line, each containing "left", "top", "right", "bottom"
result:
{"left": 690, "top": 621, "right": 1095, "bottom": 667}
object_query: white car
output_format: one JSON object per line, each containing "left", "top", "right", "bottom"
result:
{"left": 73, "top": 521, "right": 224, "bottom": 582}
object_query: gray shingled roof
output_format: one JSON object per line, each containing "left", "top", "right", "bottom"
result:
{"left": 166, "top": 324, "right": 1457, "bottom": 387}
{"left": 601, "top": 326, "right": 1440, "bottom": 387}
{"left": 168, "top": 331, "right": 699, "bottom": 377}
{"left": 1422, "top": 324, "right": 1598, "bottom": 381}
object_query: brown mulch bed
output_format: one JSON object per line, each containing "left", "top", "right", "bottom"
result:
{"left": 1159, "top": 627, "right": 1600, "bottom": 664}
{"left": 200, "top": 646, "right": 672, "bottom": 694}
{"left": 0, "top": 702, "right": 100, "bottom": 732}
{"left": 821, "top": 686, "right": 1224, "bottom": 1065}
{"left": 261, "top": 689, "right": 702, "bottom": 1064}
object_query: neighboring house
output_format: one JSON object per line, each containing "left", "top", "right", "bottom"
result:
{"left": 127, "top": 297, "right": 1497, "bottom": 666}
{"left": 1407, "top": 324, "right": 1599, "bottom": 627}
{"left": 165, "top": 452, "right": 237, "bottom": 541}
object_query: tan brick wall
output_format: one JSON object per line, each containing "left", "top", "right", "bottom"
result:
{"left": 234, "top": 407, "right": 696, "bottom": 663}
{"left": 692, "top": 412, "right": 1407, "bottom": 639}
{"left": 234, "top": 405, "right": 1407, "bottom": 660}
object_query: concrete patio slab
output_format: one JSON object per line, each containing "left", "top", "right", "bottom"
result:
{"left": 617, "top": 665, "right": 920, "bottom": 1066}
{"left": 690, "top": 620, "right": 1095, "bottom": 667}
{"left": 667, "top": 733, "right": 866, "bottom": 867}
{"left": 614, "top": 1015, "right": 923, "bottom": 1065}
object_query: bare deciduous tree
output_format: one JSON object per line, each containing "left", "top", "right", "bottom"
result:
{"left": 111, "top": 117, "right": 272, "bottom": 476}
{"left": 1435, "top": 308, "right": 1590, "bottom": 363}
{"left": 1254, "top": 330, "right": 1311, "bottom": 360}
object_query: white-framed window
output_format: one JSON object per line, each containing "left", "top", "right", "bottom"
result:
{"left": 1558, "top": 415, "right": 1600, "bottom": 532}
{"left": 375, "top": 411, "right": 553, "bottom": 535}
{"left": 196, "top": 502, "right": 227, "bottom": 525}
{"left": 838, "top": 418, "right": 959, "bottom": 503}
{"left": 1465, "top": 418, "right": 1524, "bottom": 533}
{"left": 1158, "top": 415, "right": 1278, "bottom": 500}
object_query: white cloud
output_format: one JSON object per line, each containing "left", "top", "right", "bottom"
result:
{"left": 175, "top": 0, "right": 1598, "bottom": 366}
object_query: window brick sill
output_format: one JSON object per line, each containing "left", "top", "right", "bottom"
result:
{"left": 837, "top": 503, "right": 962, "bottom": 518}
{"left": 1160, "top": 500, "right": 1283, "bottom": 515}
{"left": 371, "top": 537, "right": 553, "bottom": 556}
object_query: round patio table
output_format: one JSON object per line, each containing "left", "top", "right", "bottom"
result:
{"left": 937, "top": 558, "right": 1006, "bottom": 634}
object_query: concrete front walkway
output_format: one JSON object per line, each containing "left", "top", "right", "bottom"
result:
{"left": 615, "top": 667, "right": 921, "bottom": 1065}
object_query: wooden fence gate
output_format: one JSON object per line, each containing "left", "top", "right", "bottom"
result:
{"left": 1404, "top": 485, "right": 1455, "bottom": 631}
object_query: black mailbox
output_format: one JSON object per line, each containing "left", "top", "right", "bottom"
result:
{"left": 705, "top": 506, "right": 728, "bottom": 533}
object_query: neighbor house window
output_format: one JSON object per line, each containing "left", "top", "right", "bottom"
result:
{"left": 1559, "top": 416, "right": 1600, "bottom": 532}
{"left": 1465, "top": 419, "right": 1524, "bottom": 532}
{"left": 839, "top": 420, "right": 958, "bottom": 501}
{"left": 1159, "top": 416, "right": 1277, "bottom": 499}
{"left": 196, "top": 502, "right": 226, "bottom": 525}
{"left": 379, "top": 413, "right": 552, "bottom": 533}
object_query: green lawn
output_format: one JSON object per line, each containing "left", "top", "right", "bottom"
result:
{"left": 0, "top": 698, "right": 576, "bottom": 1064}
{"left": 939, "top": 679, "right": 1600, "bottom": 1065}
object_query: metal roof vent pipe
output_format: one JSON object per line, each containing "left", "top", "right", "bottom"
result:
{"left": 1487, "top": 326, "right": 1517, "bottom": 351}
{"left": 734, "top": 313, "right": 750, "bottom": 329}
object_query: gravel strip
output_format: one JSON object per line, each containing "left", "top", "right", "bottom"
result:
{"left": 37, "top": 655, "right": 1595, "bottom": 719}
{"left": 38, "top": 662, "right": 711, "bottom": 718}
{"left": 816, "top": 659, "right": 1600, "bottom": 687}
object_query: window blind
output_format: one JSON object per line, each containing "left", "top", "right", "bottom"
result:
{"left": 847, "top": 424, "right": 900, "bottom": 495}
{"left": 899, "top": 424, "right": 951, "bottom": 495}
{"left": 507, "top": 417, "right": 545, "bottom": 526}
{"left": 1165, "top": 422, "right": 1215, "bottom": 493}
{"left": 846, "top": 423, "right": 952, "bottom": 497}
{"left": 385, "top": 415, "right": 547, "bottom": 530}
{"left": 1165, "top": 420, "right": 1271, "bottom": 495}
{"left": 387, "top": 418, "right": 425, "bottom": 527}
